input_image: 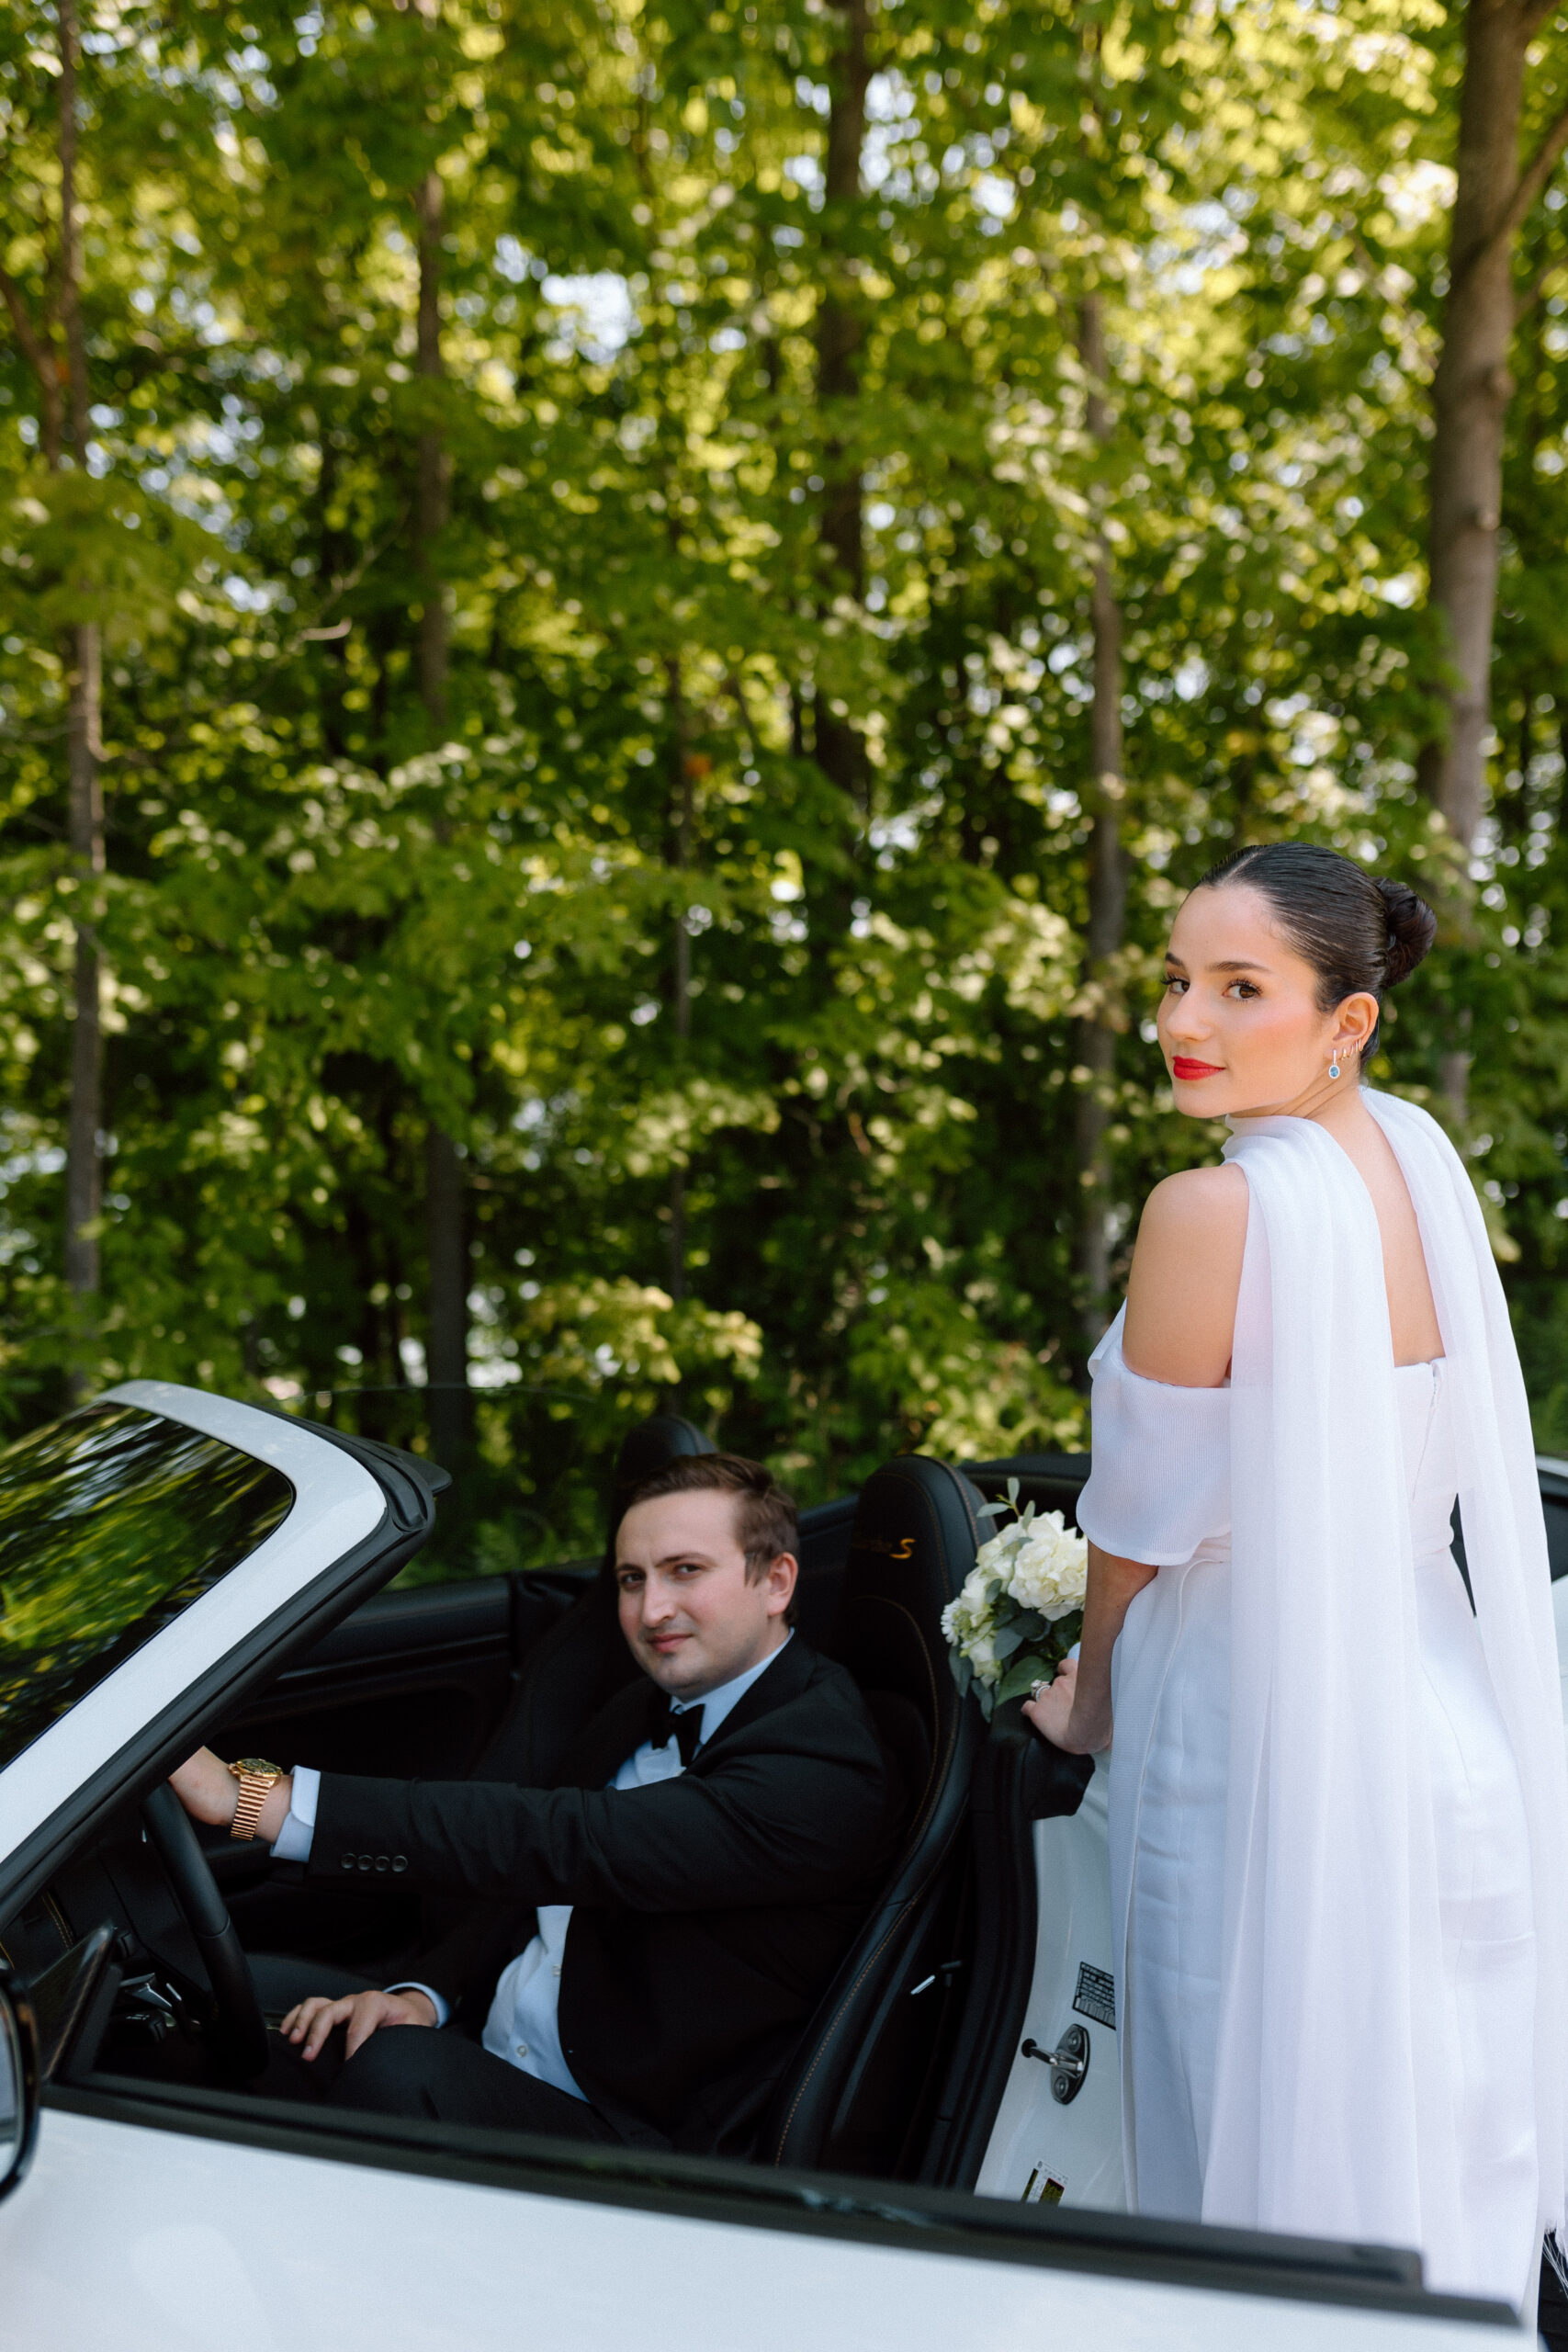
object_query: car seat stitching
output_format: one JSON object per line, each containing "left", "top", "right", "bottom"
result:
{"left": 771, "top": 1909, "right": 910, "bottom": 2161}
{"left": 848, "top": 1593, "right": 943, "bottom": 1825}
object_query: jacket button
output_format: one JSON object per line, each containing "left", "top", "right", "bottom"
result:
{"left": 341, "top": 1853, "right": 355, "bottom": 1871}
{"left": 375, "top": 1855, "right": 389, "bottom": 1873}
{"left": 358, "top": 1854, "right": 373, "bottom": 1871}
{"left": 391, "top": 1856, "right": 408, "bottom": 1873}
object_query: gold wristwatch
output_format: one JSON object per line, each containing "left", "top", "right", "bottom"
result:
{"left": 227, "top": 1757, "right": 283, "bottom": 1842}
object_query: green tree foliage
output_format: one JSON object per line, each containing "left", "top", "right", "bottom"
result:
{"left": 2, "top": 0, "right": 1566, "bottom": 1570}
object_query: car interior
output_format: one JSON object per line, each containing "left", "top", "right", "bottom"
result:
{"left": 5, "top": 1412, "right": 1566, "bottom": 2202}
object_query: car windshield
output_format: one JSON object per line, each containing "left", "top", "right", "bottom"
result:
{"left": 0, "top": 1404, "right": 293, "bottom": 1772}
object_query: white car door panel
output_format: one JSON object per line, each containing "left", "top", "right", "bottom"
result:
{"left": 0, "top": 2100, "right": 1519, "bottom": 2352}
{"left": 976, "top": 1756, "right": 1123, "bottom": 2213}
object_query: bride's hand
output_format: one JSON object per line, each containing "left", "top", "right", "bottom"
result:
{"left": 1021, "top": 1659, "right": 1104, "bottom": 1755}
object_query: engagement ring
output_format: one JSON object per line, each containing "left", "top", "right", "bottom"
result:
{"left": 1029, "top": 1679, "right": 1047, "bottom": 1700}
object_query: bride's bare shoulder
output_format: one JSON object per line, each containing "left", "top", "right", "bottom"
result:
{"left": 1122, "top": 1165, "right": 1247, "bottom": 1388}
{"left": 1137, "top": 1163, "right": 1249, "bottom": 1244}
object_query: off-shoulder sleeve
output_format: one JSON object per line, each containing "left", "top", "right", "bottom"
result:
{"left": 1076, "top": 1308, "right": 1231, "bottom": 1567}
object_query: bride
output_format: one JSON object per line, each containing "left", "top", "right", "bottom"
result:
{"left": 1025, "top": 842, "right": 1568, "bottom": 2309}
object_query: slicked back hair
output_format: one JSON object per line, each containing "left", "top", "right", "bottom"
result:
{"left": 1196, "top": 841, "right": 1435, "bottom": 1057}
{"left": 618, "top": 1453, "right": 798, "bottom": 1591}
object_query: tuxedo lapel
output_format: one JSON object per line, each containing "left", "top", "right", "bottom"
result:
{"left": 555, "top": 1675, "right": 651, "bottom": 1790}
{"left": 688, "top": 1635, "right": 815, "bottom": 1766}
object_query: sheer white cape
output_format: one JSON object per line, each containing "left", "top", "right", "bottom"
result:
{"left": 1205, "top": 1091, "right": 1568, "bottom": 2267}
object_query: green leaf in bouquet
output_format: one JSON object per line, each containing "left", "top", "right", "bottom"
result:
{"left": 989, "top": 1621, "right": 1026, "bottom": 1661}
{"left": 1010, "top": 1608, "right": 1046, "bottom": 1640}
{"left": 947, "top": 1648, "right": 974, "bottom": 1697}
{"left": 975, "top": 1680, "right": 995, "bottom": 1721}
{"left": 990, "top": 1593, "right": 1019, "bottom": 1627}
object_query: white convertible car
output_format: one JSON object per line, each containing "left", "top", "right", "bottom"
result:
{"left": 1, "top": 1381, "right": 1562, "bottom": 2348}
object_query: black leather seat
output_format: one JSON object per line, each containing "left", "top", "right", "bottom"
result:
{"left": 757, "top": 1453, "right": 984, "bottom": 2173}
{"left": 474, "top": 1414, "right": 717, "bottom": 1789}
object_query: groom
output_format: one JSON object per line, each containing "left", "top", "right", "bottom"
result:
{"left": 171, "top": 1453, "right": 903, "bottom": 2155}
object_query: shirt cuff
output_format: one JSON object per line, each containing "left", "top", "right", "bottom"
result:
{"left": 270, "top": 1764, "right": 320, "bottom": 1863}
{"left": 384, "top": 1982, "right": 448, "bottom": 2028}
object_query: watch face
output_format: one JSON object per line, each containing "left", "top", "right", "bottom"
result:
{"left": 231, "top": 1757, "right": 281, "bottom": 1778}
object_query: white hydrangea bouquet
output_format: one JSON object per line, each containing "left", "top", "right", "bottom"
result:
{"left": 942, "top": 1479, "right": 1088, "bottom": 1721}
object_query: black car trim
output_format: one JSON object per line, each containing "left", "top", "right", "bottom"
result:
{"left": 257, "top": 1577, "right": 513, "bottom": 1687}
{"left": 920, "top": 1709, "right": 1043, "bottom": 2191}
{"left": 0, "top": 1431, "right": 438, "bottom": 1925}
{"left": 241, "top": 1405, "right": 450, "bottom": 1530}
{"left": 40, "top": 2075, "right": 1515, "bottom": 2326}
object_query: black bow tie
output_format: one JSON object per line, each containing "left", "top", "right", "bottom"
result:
{"left": 648, "top": 1689, "right": 705, "bottom": 1767}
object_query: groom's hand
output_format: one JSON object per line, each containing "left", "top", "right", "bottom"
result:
{"left": 280, "top": 1987, "right": 437, "bottom": 2062}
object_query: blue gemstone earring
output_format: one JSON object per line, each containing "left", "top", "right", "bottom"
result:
{"left": 1329, "top": 1050, "right": 1342, "bottom": 1080}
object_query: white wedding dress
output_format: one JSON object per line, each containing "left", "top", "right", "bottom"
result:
{"left": 1076, "top": 1094, "right": 1568, "bottom": 2310}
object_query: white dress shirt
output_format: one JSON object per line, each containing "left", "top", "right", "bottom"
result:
{"left": 273, "top": 1636, "right": 791, "bottom": 2105}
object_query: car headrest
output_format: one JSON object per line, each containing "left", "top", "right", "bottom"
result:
{"left": 602, "top": 1412, "right": 719, "bottom": 1567}
{"left": 827, "top": 1454, "right": 981, "bottom": 1835}
{"left": 613, "top": 1412, "right": 716, "bottom": 1498}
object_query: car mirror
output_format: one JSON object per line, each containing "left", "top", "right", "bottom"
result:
{"left": 0, "top": 1966, "right": 39, "bottom": 2200}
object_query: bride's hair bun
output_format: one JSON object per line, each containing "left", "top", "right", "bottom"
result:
{"left": 1373, "top": 876, "right": 1436, "bottom": 988}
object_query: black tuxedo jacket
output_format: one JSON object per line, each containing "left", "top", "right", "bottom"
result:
{"left": 308, "top": 1637, "right": 902, "bottom": 2154}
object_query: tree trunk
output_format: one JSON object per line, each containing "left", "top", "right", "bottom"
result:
{"left": 414, "top": 169, "right": 450, "bottom": 737}
{"left": 1420, "top": 0, "right": 1568, "bottom": 1114}
{"left": 812, "top": 0, "right": 870, "bottom": 811}
{"left": 424, "top": 1125, "right": 469, "bottom": 1471}
{"left": 412, "top": 163, "right": 469, "bottom": 1470}
{"left": 63, "top": 627, "right": 103, "bottom": 1303}
{"left": 1074, "top": 294, "right": 1126, "bottom": 1345}
{"left": 316, "top": 429, "right": 351, "bottom": 758}
{"left": 58, "top": 0, "right": 104, "bottom": 1328}
{"left": 666, "top": 658, "right": 692, "bottom": 1305}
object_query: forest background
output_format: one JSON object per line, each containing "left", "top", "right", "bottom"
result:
{"left": 4, "top": 0, "right": 1568, "bottom": 1577}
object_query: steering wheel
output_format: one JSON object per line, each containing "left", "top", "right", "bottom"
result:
{"left": 141, "top": 1783, "right": 269, "bottom": 2079}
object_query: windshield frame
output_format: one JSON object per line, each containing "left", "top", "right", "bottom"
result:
{"left": 0, "top": 1383, "right": 414, "bottom": 1919}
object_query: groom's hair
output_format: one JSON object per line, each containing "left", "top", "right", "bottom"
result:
{"left": 622, "top": 1453, "right": 798, "bottom": 1583}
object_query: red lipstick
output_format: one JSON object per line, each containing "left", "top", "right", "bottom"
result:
{"left": 1172, "top": 1057, "right": 1224, "bottom": 1081}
